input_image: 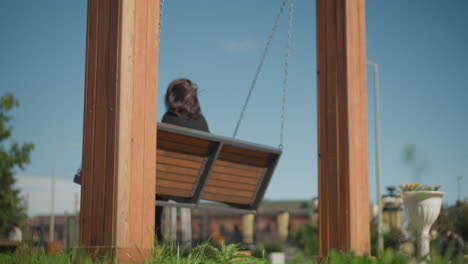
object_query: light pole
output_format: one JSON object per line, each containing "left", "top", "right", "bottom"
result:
{"left": 49, "top": 143, "right": 79, "bottom": 242}
{"left": 367, "top": 61, "right": 383, "bottom": 254}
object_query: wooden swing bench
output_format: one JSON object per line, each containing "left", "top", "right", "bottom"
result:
{"left": 156, "top": 123, "right": 281, "bottom": 214}
{"left": 75, "top": 123, "right": 281, "bottom": 214}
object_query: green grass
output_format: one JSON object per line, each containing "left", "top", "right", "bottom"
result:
{"left": 0, "top": 242, "right": 466, "bottom": 264}
{"left": 0, "top": 241, "right": 267, "bottom": 264}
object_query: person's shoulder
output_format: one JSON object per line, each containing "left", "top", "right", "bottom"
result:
{"left": 197, "top": 113, "right": 207, "bottom": 121}
{"left": 162, "top": 111, "right": 175, "bottom": 118}
{"left": 162, "top": 111, "right": 177, "bottom": 122}
{"left": 196, "top": 113, "right": 209, "bottom": 132}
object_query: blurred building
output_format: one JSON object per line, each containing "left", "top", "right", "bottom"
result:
{"left": 381, "top": 187, "right": 403, "bottom": 231}
{"left": 161, "top": 199, "right": 320, "bottom": 245}
{"left": 29, "top": 214, "right": 79, "bottom": 249}
{"left": 29, "top": 198, "right": 380, "bottom": 248}
{"left": 382, "top": 196, "right": 403, "bottom": 231}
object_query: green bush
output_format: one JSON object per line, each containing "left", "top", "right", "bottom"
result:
{"left": 251, "top": 242, "right": 283, "bottom": 258}
{"left": 291, "top": 224, "right": 319, "bottom": 257}
{"left": 370, "top": 222, "right": 405, "bottom": 256}
{"left": 1, "top": 242, "right": 465, "bottom": 263}
{"left": 0, "top": 241, "right": 269, "bottom": 264}
{"left": 286, "top": 252, "right": 315, "bottom": 264}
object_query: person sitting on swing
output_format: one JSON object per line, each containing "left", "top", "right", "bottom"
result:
{"left": 156, "top": 78, "right": 209, "bottom": 241}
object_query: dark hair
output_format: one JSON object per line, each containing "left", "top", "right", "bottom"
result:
{"left": 165, "top": 78, "right": 201, "bottom": 118}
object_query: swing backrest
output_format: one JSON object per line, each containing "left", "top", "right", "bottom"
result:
{"left": 156, "top": 122, "right": 281, "bottom": 211}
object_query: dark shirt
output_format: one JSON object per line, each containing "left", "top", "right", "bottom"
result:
{"left": 161, "top": 112, "right": 209, "bottom": 132}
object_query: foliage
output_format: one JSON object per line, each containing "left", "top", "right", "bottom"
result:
{"left": 0, "top": 241, "right": 269, "bottom": 264}
{"left": 383, "top": 228, "right": 404, "bottom": 253}
{"left": 370, "top": 222, "right": 404, "bottom": 257}
{"left": 433, "top": 201, "right": 468, "bottom": 241}
{"left": 370, "top": 221, "right": 378, "bottom": 257}
{"left": 398, "top": 183, "right": 440, "bottom": 192}
{"left": 327, "top": 249, "right": 466, "bottom": 264}
{"left": 291, "top": 224, "right": 319, "bottom": 257}
{"left": 328, "top": 249, "right": 378, "bottom": 264}
{"left": 286, "top": 252, "right": 315, "bottom": 264}
{"left": 151, "top": 239, "right": 268, "bottom": 264}
{"left": 451, "top": 201, "right": 468, "bottom": 241}
{"left": 251, "top": 241, "right": 284, "bottom": 259}
{"left": 1, "top": 245, "right": 467, "bottom": 264}
{"left": 0, "top": 93, "right": 34, "bottom": 238}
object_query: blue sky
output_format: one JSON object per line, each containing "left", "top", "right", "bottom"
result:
{"left": 1, "top": 0, "right": 467, "bottom": 216}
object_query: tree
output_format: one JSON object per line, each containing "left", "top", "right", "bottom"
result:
{"left": 434, "top": 201, "right": 468, "bottom": 241}
{"left": 291, "top": 224, "right": 319, "bottom": 257}
{"left": 0, "top": 93, "right": 34, "bottom": 238}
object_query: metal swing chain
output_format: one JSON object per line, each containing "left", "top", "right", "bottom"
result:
{"left": 232, "top": 0, "right": 288, "bottom": 138}
{"left": 279, "top": 0, "right": 294, "bottom": 150}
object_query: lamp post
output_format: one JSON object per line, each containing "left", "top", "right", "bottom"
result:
{"left": 49, "top": 143, "right": 79, "bottom": 242}
{"left": 49, "top": 145, "right": 57, "bottom": 242}
{"left": 367, "top": 61, "right": 383, "bottom": 254}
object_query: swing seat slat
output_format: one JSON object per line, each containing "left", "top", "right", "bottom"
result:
{"left": 156, "top": 122, "right": 281, "bottom": 212}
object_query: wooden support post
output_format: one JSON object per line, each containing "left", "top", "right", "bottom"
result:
{"left": 80, "top": 0, "right": 159, "bottom": 261}
{"left": 316, "top": 0, "right": 370, "bottom": 256}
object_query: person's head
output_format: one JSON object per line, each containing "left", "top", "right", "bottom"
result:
{"left": 442, "top": 230, "right": 453, "bottom": 240}
{"left": 11, "top": 222, "right": 18, "bottom": 230}
{"left": 165, "top": 78, "right": 201, "bottom": 118}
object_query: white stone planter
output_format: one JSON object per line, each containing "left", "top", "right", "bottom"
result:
{"left": 269, "top": 252, "right": 285, "bottom": 264}
{"left": 401, "top": 191, "right": 445, "bottom": 259}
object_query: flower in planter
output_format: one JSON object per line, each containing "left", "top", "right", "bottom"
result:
{"left": 398, "top": 183, "right": 441, "bottom": 192}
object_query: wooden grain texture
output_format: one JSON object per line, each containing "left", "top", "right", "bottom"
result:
{"left": 346, "top": 0, "right": 370, "bottom": 254}
{"left": 127, "top": 0, "right": 147, "bottom": 247}
{"left": 202, "top": 193, "right": 252, "bottom": 205}
{"left": 158, "top": 131, "right": 211, "bottom": 148}
{"left": 316, "top": 0, "right": 370, "bottom": 256}
{"left": 142, "top": 0, "right": 159, "bottom": 249}
{"left": 157, "top": 168, "right": 199, "bottom": 181}
{"left": 102, "top": 0, "right": 119, "bottom": 247}
{"left": 157, "top": 163, "right": 200, "bottom": 175}
{"left": 81, "top": 0, "right": 121, "bottom": 248}
{"left": 158, "top": 140, "right": 210, "bottom": 155}
{"left": 209, "top": 173, "right": 260, "bottom": 185}
{"left": 218, "top": 152, "right": 270, "bottom": 166}
{"left": 157, "top": 187, "right": 192, "bottom": 197}
{"left": 157, "top": 149, "right": 205, "bottom": 162}
{"left": 215, "top": 160, "right": 265, "bottom": 172}
{"left": 335, "top": 0, "right": 349, "bottom": 250}
{"left": 80, "top": 0, "right": 160, "bottom": 260}
{"left": 221, "top": 145, "right": 271, "bottom": 159}
{"left": 80, "top": 0, "right": 97, "bottom": 247}
{"left": 212, "top": 165, "right": 263, "bottom": 178}
{"left": 157, "top": 156, "right": 202, "bottom": 169}
{"left": 203, "top": 186, "right": 253, "bottom": 198}
{"left": 206, "top": 179, "right": 257, "bottom": 191}
{"left": 115, "top": 0, "right": 136, "bottom": 248}
{"left": 157, "top": 179, "right": 194, "bottom": 190}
